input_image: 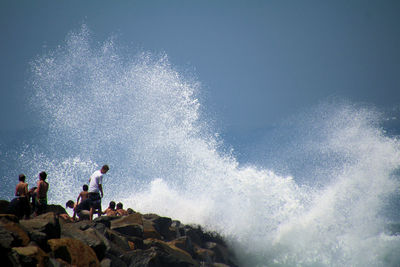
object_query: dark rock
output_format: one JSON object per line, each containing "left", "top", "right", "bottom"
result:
{"left": 143, "top": 214, "right": 172, "bottom": 240}
{"left": 46, "top": 204, "right": 68, "bottom": 215}
{"left": 205, "top": 242, "right": 231, "bottom": 264}
{"left": 0, "top": 220, "right": 30, "bottom": 247}
{"left": 142, "top": 238, "right": 198, "bottom": 266}
{"left": 110, "top": 214, "right": 144, "bottom": 237}
{"left": 48, "top": 238, "right": 100, "bottom": 267}
{"left": 9, "top": 245, "right": 49, "bottom": 267}
{"left": 20, "top": 212, "right": 61, "bottom": 240}
{"left": 104, "top": 228, "right": 131, "bottom": 251}
{"left": 48, "top": 257, "right": 73, "bottom": 267}
{"left": 193, "top": 245, "right": 214, "bottom": 264}
{"left": 103, "top": 253, "right": 128, "bottom": 267}
{"left": 0, "top": 200, "right": 10, "bottom": 214}
{"left": 168, "top": 236, "right": 195, "bottom": 257}
{"left": 94, "top": 216, "right": 118, "bottom": 228}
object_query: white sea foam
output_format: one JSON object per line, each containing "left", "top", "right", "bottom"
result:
{"left": 26, "top": 26, "right": 400, "bottom": 266}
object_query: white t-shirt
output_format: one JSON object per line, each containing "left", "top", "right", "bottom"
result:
{"left": 88, "top": 170, "right": 103, "bottom": 193}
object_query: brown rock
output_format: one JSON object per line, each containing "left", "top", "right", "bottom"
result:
{"left": 0, "top": 220, "right": 30, "bottom": 246}
{"left": 10, "top": 245, "right": 49, "bottom": 267}
{"left": 48, "top": 238, "right": 100, "bottom": 267}
{"left": 143, "top": 238, "right": 198, "bottom": 266}
{"left": 143, "top": 219, "right": 161, "bottom": 239}
{"left": 0, "top": 214, "right": 19, "bottom": 223}
{"left": 168, "top": 236, "right": 194, "bottom": 256}
{"left": 110, "top": 213, "right": 144, "bottom": 237}
{"left": 61, "top": 222, "right": 106, "bottom": 261}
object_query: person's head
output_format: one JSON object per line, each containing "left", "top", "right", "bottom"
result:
{"left": 19, "top": 174, "right": 26, "bottom": 182}
{"left": 82, "top": 184, "right": 88, "bottom": 191}
{"left": 101, "top": 165, "right": 109, "bottom": 174}
{"left": 127, "top": 208, "right": 134, "bottom": 214}
{"left": 39, "top": 171, "right": 47, "bottom": 180}
{"left": 116, "top": 202, "right": 123, "bottom": 209}
{"left": 109, "top": 201, "right": 116, "bottom": 209}
{"left": 66, "top": 200, "right": 74, "bottom": 209}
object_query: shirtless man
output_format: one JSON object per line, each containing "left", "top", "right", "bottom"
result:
{"left": 35, "top": 171, "right": 49, "bottom": 216}
{"left": 15, "top": 174, "right": 28, "bottom": 197}
{"left": 13, "top": 174, "right": 30, "bottom": 219}
{"left": 76, "top": 184, "right": 89, "bottom": 205}
{"left": 102, "top": 201, "right": 117, "bottom": 216}
{"left": 116, "top": 202, "right": 129, "bottom": 216}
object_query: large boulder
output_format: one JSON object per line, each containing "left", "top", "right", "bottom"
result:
{"left": 142, "top": 238, "right": 198, "bottom": 266}
{"left": 143, "top": 214, "right": 173, "bottom": 240}
{"left": 20, "top": 212, "right": 61, "bottom": 239}
{"left": 168, "top": 236, "right": 195, "bottom": 257}
{"left": 0, "top": 219, "right": 30, "bottom": 247}
{"left": 110, "top": 214, "right": 143, "bottom": 237}
{"left": 48, "top": 238, "right": 100, "bottom": 267}
{"left": 9, "top": 245, "right": 49, "bottom": 267}
{"left": 61, "top": 222, "right": 106, "bottom": 261}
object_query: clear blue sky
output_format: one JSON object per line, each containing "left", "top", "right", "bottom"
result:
{"left": 1, "top": 0, "right": 400, "bottom": 140}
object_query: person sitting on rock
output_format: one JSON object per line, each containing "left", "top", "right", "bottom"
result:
{"left": 116, "top": 202, "right": 129, "bottom": 216}
{"left": 76, "top": 184, "right": 89, "bottom": 205}
{"left": 35, "top": 171, "right": 49, "bottom": 216}
{"left": 102, "top": 201, "right": 117, "bottom": 216}
{"left": 66, "top": 199, "right": 91, "bottom": 221}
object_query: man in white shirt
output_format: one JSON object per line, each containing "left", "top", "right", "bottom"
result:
{"left": 88, "top": 164, "right": 109, "bottom": 220}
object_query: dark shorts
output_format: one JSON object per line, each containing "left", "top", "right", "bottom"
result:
{"left": 35, "top": 197, "right": 47, "bottom": 215}
{"left": 88, "top": 192, "right": 101, "bottom": 210}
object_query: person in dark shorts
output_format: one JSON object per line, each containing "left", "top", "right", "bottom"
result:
{"left": 88, "top": 165, "right": 109, "bottom": 220}
{"left": 35, "top": 171, "right": 49, "bottom": 216}
{"left": 13, "top": 174, "right": 30, "bottom": 219}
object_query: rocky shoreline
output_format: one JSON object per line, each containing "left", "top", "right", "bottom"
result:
{"left": 0, "top": 200, "right": 238, "bottom": 267}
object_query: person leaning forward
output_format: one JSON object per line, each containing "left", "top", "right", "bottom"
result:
{"left": 88, "top": 164, "right": 109, "bottom": 220}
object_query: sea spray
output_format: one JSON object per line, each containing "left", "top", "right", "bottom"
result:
{"left": 23, "top": 26, "right": 400, "bottom": 266}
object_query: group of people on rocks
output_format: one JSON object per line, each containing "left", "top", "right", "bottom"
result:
{"left": 10, "top": 164, "right": 132, "bottom": 221}
{"left": 9, "top": 171, "right": 49, "bottom": 219}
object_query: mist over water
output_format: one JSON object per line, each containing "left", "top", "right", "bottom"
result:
{"left": 15, "top": 26, "right": 400, "bottom": 265}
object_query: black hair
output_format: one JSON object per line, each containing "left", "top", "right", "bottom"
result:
{"left": 109, "top": 201, "right": 116, "bottom": 209}
{"left": 19, "top": 174, "right": 26, "bottom": 182}
{"left": 39, "top": 171, "right": 47, "bottom": 180}
{"left": 116, "top": 202, "right": 123, "bottom": 209}
{"left": 66, "top": 200, "right": 74, "bottom": 208}
{"left": 83, "top": 184, "right": 88, "bottom": 191}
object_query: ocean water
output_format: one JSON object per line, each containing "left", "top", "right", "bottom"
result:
{"left": 2, "top": 26, "right": 400, "bottom": 266}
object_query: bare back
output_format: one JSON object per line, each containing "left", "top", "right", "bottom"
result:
{"left": 37, "top": 180, "right": 49, "bottom": 198}
{"left": 15, "top": 182, "right": 28, "bottom": 197}
{"left": 80, "top": 191, "right": 89, "bottom": 201}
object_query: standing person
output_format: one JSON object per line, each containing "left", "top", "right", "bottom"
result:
{"left": 35, "top": 171, "right": 49, "bottom": 216}
{"left": 11, "top": 174, "right": 30, "bottom": 219}
{"left": 76, "top": 184, "right": 89, "bottom": 205}
{"left": 88, "top": 165, "right": 109, "bottom": 220}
